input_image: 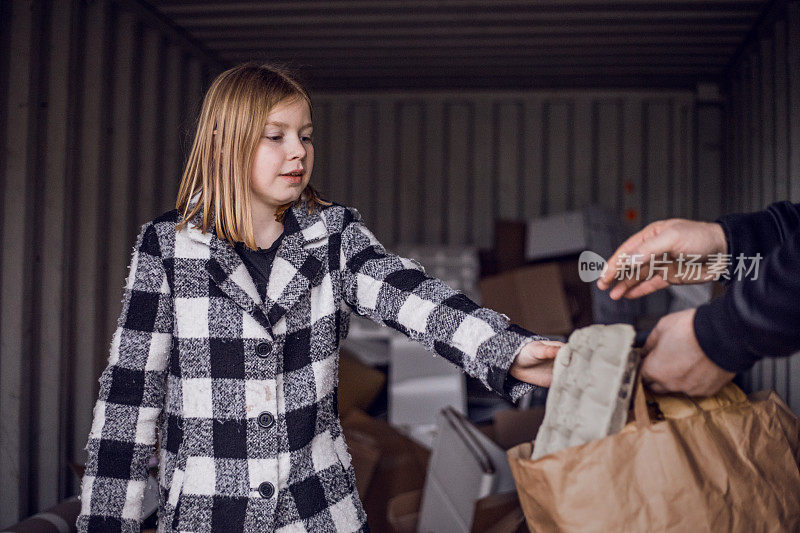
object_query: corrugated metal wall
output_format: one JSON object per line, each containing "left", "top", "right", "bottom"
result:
{"left": 0, "top": 0, "right": 221, "bottom": 524}
{"left": 0, "top": 7, "right": 724, "bottom": 522}
{"left": 308, "top": 91, "right": 723, "bottom": 325}
{"left": 4, "top": 0, "right": 794, "bottom": 525}
{"left": 310, "top": 91, "right": 713, "bottom": 248}
{"left": 724, "top": 0, "right": 800, "bottom": 414}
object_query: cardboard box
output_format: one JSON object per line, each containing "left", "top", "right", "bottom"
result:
{"left": 387, "top": 489, "right": 423, "bottom": 533}
{"left": 479, "top": 407, "right": 546, "bottom": 451}
{"left": 389, "top": 490, "right": 529, "bottom": 533}
{"left": 479, "top": 263, "right": 573, "bottom": 337}
{"left": 4, "top": 497, "right": 81, "bottom": 533}
{"left": 415, "top": 407, "right": 545, "bottom": 532}
{"left": 523, "top": 207, "right": 640, "bottom": 327}
{"left": 471, "top": 491, "right": 527, "bottom": 533}
{"left": 342, "top": 409, "right": 430, "bottom": 533}
{"left": 525, "top": 206, "right": 619, "bottom": 263}
{"left": 341, "top": 427, "right": 380, "bottom": 497}
{"left": 338, "top": 348, "right": 386, "bottom": 417}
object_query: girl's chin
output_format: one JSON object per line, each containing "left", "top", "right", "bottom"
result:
{"left": 253, "top": 192, "right": 303, "bottom": 210}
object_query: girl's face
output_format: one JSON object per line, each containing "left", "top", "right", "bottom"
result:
{"left": 250, "top": 97, "right": 314, "bottom": 214}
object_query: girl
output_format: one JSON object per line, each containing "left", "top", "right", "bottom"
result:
{"left": 77, "top": 62, "right": 559, "bottom": 532}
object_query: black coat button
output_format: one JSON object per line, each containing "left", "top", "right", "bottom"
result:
{"left": 258, "top": 481, "right": 275, "bottom": 499}
{"left": 256, "top": 342, "right": 270, "bottom": 357}
{"left": 257, "top": 411, "right": 275, "bottom": 429}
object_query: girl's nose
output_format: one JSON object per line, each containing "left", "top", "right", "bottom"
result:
{"left": 288, "top": 136, "right": 306, "bottom": 159}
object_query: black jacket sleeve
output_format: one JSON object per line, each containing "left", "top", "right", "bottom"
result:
{"left": 694, "top": 201, "right": 800, "bottom": 372}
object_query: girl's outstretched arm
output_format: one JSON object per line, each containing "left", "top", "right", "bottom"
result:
{"left": 77, "top": 222, "right": 173, "bottom": 532}
{"left": 337, "top": 206, "right": 555, "bottom": 402}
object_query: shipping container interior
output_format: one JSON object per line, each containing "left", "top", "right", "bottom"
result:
{"left": 1, "top": 0, "right": 799, "bottom": 526}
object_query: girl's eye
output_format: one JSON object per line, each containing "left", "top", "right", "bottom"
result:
{"left": 301, "top": 136, "right": 313, "bottom": 143}
{"left": 266, "top": 135, "right": 282, "bottom": 141}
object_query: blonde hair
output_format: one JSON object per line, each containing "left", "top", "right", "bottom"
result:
{"left": 175, "top": 62, "right": 331, "bottom": 248}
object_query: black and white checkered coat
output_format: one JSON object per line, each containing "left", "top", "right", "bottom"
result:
{"left": 77, "top": 199, "right": 541, "bottom": 532}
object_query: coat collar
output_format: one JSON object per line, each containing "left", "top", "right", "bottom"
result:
{"left": 186, "top": 200, "right": 328, "bottom": 334}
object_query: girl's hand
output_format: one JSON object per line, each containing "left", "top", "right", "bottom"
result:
{"left": 509, "top": 340, "right": 563, "bottom": 387}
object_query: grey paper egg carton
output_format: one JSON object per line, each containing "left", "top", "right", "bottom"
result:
{"left": 532, "top": 324, "right": 639, "bottom": 460}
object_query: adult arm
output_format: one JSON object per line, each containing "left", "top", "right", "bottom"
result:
{"left": 695, "top": 201, "right": 800, "bottom": 372}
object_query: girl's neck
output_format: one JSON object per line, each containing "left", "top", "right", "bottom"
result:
{"left": 251, "top": 204, "right": 284, "bottom": 249}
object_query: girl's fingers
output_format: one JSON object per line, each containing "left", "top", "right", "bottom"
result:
{"left": 529, "top": 341, "right": 562, "bottom": 361}
{"left": 518, "top": 360, "right": 555, "bottom": 387}
{"left": 540, "top": 340, "right": 565, "bottom": 347}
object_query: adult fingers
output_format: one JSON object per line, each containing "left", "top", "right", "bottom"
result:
{"left": 640, "top": 356, "right": 670, "bottom": 394}
{"left": 646, "top": 381, "right": 669, "bottom": 394}
{"left": 616, "top": 276, "right": 671, "bottom": 300}
{"left": 598, "top": 223, "right": 678, "bottom": 289}
{"left": 642, "top": 325, "right": 662, "bottom": 355}
{"left": 605, "top": 260, "right": 657, "bottom": 299}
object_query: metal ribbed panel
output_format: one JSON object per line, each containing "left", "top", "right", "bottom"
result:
{"left": 5, "top": 0, "right": 798, "bottom": 527}
{"left": 310, "top": 91, "right": 702, "bottom": 248}
{"left": 0, "top": 0, "right": 221, "bottom": 525}
{"left": 725, "top": 0, "right": 800, "bottom": 415}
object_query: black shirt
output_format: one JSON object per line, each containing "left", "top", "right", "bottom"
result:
{"left": 233, "top": 232, "right": 285, "bottom": 302}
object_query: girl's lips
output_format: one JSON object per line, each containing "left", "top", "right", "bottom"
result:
{"left": 280, "top": 174, "right": 303, "bottom": 184}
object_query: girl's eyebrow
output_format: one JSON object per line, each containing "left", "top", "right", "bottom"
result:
{"left": 266, "top": 121, "right": 312, "bottom": 129}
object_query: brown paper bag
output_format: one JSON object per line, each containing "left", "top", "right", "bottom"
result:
{"left": 508, "top": 380, "right": 800, "bottom": 532}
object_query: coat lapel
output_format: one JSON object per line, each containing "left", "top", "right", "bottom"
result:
{"left": 262, "top": 203, "right": 327, "bottom": 327}
{"left": 188, "top": 200, "right": 328, "bottom": 333}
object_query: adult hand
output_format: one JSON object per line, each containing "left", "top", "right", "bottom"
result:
{"left": 641, "top": 308, "right": 735, "bottom": 396}
{"left": 597, "top": 219, "right": 728, "bottom": 300}
{"left": 509, "top": 340, "right": 563, "bottom": 387}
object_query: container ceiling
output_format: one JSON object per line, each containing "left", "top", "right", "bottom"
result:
{"left": 147, "top": 0, "right": 769, "bottom": 90}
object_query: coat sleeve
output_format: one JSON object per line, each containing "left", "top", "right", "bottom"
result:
{"left": 716, "top": 201, "right": 800, "bottom": 263}
{"left": 694, "top": 202, "right": 800, "bottom": 372}
{"left": 337, "top": 206, "right": 545, "bottom": 402}
{"left": 77, "top": 222, "right": 173, "bottom": 532}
